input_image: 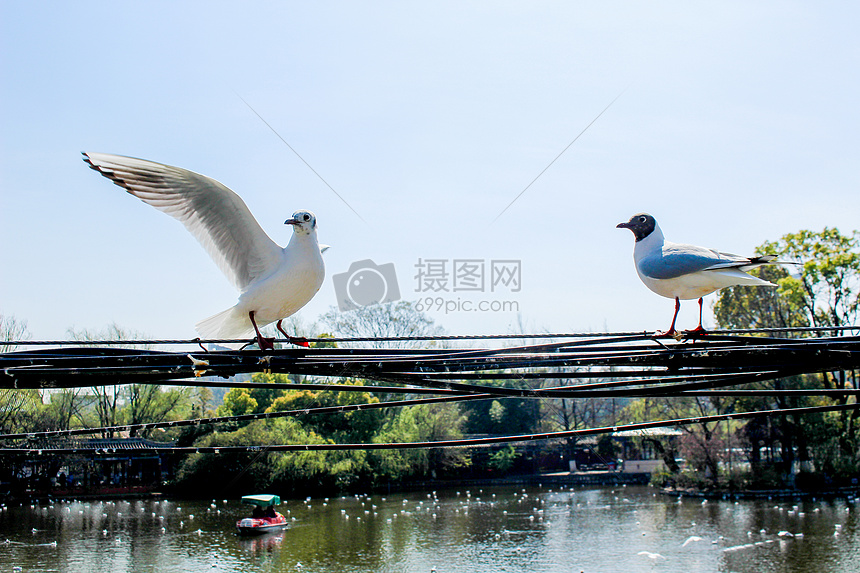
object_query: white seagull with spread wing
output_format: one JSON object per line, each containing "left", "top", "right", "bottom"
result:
{"left": 83, "top": 152, "right": 325, "bottom": 349}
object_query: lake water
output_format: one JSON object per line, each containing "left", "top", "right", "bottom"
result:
{"left": 1, "top": 484, "right": 858, "bottom": 572}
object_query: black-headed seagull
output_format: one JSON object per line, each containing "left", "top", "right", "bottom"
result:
{"left": 617, "top": 213, "right": 790, "bottom": 335}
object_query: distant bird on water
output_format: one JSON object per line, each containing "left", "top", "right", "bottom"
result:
{"left": 637, "top": 550, "right": 666, "bottom": 561}
{"left": 682, "top": 535, "right": 704, "bottom": 547}
{"left": 83, "top": 152, "right": 325, "bottom": 350}
{"left": 617, "top": 213, "right": 791, "bottom": 335}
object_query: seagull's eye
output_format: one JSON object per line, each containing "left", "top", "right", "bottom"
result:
{"left": 302, "top": 214, "right": 311, "bottom": 222}
{"left": 638, "top": 216, "right": 646, "bottom": 223}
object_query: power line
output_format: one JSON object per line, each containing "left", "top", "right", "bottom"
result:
{"left": 4, "top": 332, "right": 859, "bottom": 390}
{"left": 3, "top": 329, "right": 858, "bottom": 456}
{"left": 6, "top": 325, "right": 858, "bottom": 347}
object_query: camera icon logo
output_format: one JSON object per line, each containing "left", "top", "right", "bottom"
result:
{"left": 333, "top": 259, "right": 402, "bottom": 311}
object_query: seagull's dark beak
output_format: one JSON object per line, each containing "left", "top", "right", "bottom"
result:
{"left": 285, "top": 218, "right": 300, "bottom": 226}
{"left": 616, "top": 221, "right": 631, "bottom": 229}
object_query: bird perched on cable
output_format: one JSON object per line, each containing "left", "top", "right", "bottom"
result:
{"left": 83, "top": 152, "right": 325, "bottom": 350}
{"left": 617, "top": 213, "right": 791, "bottom": 335}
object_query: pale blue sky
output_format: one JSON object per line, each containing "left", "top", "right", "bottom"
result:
{"left": 2, "top": 2, "right": 858, "bottom": 342}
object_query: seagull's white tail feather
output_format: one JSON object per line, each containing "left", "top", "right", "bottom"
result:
{"left": 711, "top": 268, "right": 776, "bottom": 288}
{"left": 195, "top": 306, "right": 254, "bottom": 341}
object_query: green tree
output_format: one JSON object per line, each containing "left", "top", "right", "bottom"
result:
{"left": 487, "top": 445, "right": 518, "bottom": 473}
{"left": 371, "top": 403, "right": 469, "bottom": 481}
{"left": 268, "top": 380, "right": 384, "bottom": 444}
{"left": 462, "top": 391, "right": 539, "bottom": 436}
{"left": 0, "top": 389, "right": 41, "bottom": 433}
{"left": 175, "top": 417, "right": 369, "bottom": 496}
{"left": 176, "top": 418, "right": 322, "bottom": 494}
{"left": 217, "top": 372, "right": 289, "bottom": 419}
{"left": 713, "top": 227, "right": 860, "bottom": 485}
{"left": 369, "top": 406, "right": 424, "bottom": 481}
{"left": 218, "top": 389, "right": 258, "bottom": 417}
{"left": 715, "top": 227, "right": 860, "bottom": 331}
{"left": 124, "top": 385, "right": 191, "bottom": 437}
{"left": 713, "top": 265, "right": 806, "bottom": 330}
{"left": 766, "top": 228, "right": 860, "bottom": 328}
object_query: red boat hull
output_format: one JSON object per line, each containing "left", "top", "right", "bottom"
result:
{"left": 236, "top": 516, "right": 288, "bottom": 536}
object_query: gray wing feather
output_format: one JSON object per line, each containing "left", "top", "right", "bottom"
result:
{"left": 638, "top": 243, "right": 760, "bottom": 280}
{"left": 83, "top": 152, "right": 282, "bottom": 291}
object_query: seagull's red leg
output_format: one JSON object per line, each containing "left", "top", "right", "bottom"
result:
{"left": 687, "top": 298, "right": 707, "bottom": 335}
{"left": 276, "top": 319, "right": 310, "bottom": 348}
{"left": 249, "top": 311, "right": 275, "bottom": 351}
{"left": 665, "top": 297, "right": 681, "bottom": 336}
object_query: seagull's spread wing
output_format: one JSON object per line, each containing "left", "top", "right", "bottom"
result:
{"left": 84, "top": 152, "right": 282, "bottom": 291}
{"left": 638, "top": 242, "right": 755, "bottom": 280}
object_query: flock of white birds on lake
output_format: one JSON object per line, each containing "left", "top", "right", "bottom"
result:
{"left": 1, "top": 486, "right": 853, "bottom": 569}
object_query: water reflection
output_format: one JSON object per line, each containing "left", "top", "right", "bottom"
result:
{"left": 0, "top": 486, "right": 856, "bottom": 572}
{"left": 238, "top": 530, "right": 284, "bottom": 554}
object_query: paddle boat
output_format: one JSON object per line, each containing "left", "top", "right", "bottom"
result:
{"left": 236, "top": 494, "right": 288, "bottom": 535}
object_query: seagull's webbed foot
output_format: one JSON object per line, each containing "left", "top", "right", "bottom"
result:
{"left": 276, "top": 319, "right": 310, "bottom": 348}
{"left": 680, "top": 326, "right": 709, "bottom": 342}
{"left": 654, "top": 328, "right": 683, "bottom": 341}
{"left": 685, "top": 325, "right": 708, "bottom": 335}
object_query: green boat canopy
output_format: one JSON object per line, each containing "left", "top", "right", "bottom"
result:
{"left": 241, "top": 494, "right": 281, "bottom": 507}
